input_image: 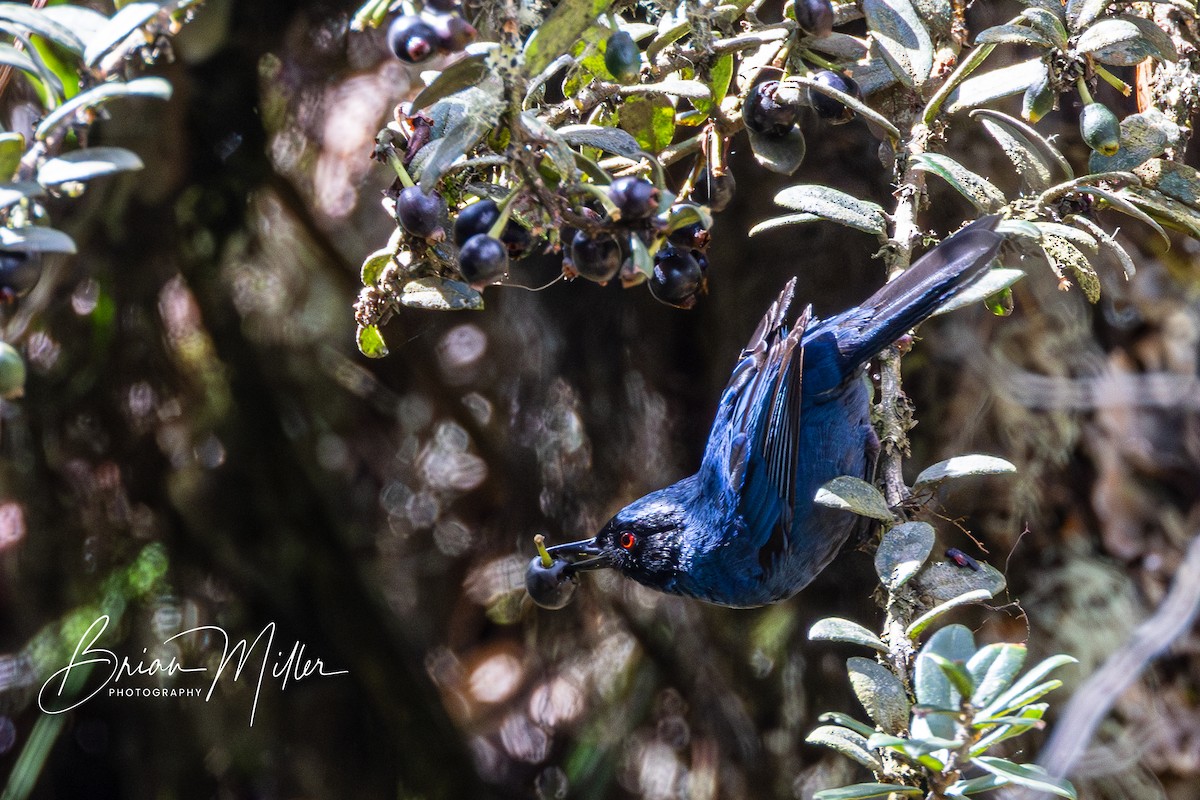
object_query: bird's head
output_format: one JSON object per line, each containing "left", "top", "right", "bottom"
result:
{"left": 547, "top": 491, "right": 690, "bottom": 591}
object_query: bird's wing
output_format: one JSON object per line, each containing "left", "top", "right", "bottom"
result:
{"left": 700, "top": 280, "right": 810, "bottom": 566}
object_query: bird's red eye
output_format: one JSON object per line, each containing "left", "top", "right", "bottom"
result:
{"left": 619, "top": 531, "right": 637, "bottom": 550}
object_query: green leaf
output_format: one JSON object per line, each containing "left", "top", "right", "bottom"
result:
{"left": 84, "top": 2, "right": 159, "bottom": 66}
{"left": 0, "top": 181, "right": 45, "bottom": 210}
{"left": 773, "top": 186, "right": 887, "bottom": 236}
{"left": 38, "top": 4, "right": 107, "bottom": 42}
{"left": 1041, "top": 233, "right": 1101, "bottom": 302}
{"left": 36, "top": 77, "right": 174, "bottom": 141}
{"left": 968, "top": 643, "right": 1027, "bottom": 707}
{"left": 0, "top": 2, "right": 85, "bottom": 56}
{"left": 970, "top": 758, "right": 1077, "bottom": 799}
{"left": 814, "top": 783, "right": 922, "bottom": 800}
{"left": 1075, "top": 185, "right": 1167, "bottom": 245}
{"left": 747, "top": 126, "right": 806, "bottom": 176}
{"left": 975, "top": 23, "right": 1054, "bottom": 48}
{"left": 556, "top": 124, "right": 644, "bottom": 159}
{"left": 748, "top": 212, "right": 820, "bottom": 237}
{"left": 979, "top": 654, "right": 1077, "bottom": 718}
{"left": 693, "top": 53, "right": 734, "bottom": 116}
{"left": 847, "top": 657, "right": 910, "bottom": 734}
{"left": 417, "top": 102, "right": 502, "bottom": 190}
{"left": 1089, "top": 108, "right": 1185, "bottom": 173}
{"left": 360, "top": 248, "right": 394, "bottom": 286}
{"left": 0, "top": 43, "right": 44, "bottom": 85}
{"left": 970, "top": 703, "right": 1047, "bottom": 754}
{"left": 1020, "top": 7, "right": 1069, "bottom": 48}
{"left": 399, "top": 277, "right": 484, "bottom": 311}
{"left": 933, "top": 268, "right": 1024, "bottom": 315}
{"left": 906, "top": 589, "right": 993, "bottom": 639}
{"left": 914, "top": 455, "right": 1016, "bottom": 488}
{"left": 618, "top": 93, "right": 675, "bottom": 153}
{"left": 814, "top": 476, "right": 894, "bottom": 521}
{"left": 945, "top": 58, "right": 1046, "bottom": 114}
{"left": 809, "top": 618, "right": 888, "bottom": 652}
{"left": 818, "top": 712, "right": 878, "bottom": 739}
{"left": 665, "top": 203, "right": 713, "bottom": 234}
{"left": 806, "top": 726, "right": 883, "bottom": 771}
{"left": 520, "top": 112, "right": 577, "bottom": 181}
{"left": 912, "top": 560, "right": 1007, "bottom": 607}
{"left": 875, "top": 521, "right": 935, "bottom": 590}
{"left": 915, "top": 624, "right": 975, "bottom": 705}
{"left": 911, "top": 153, "right": 1008, "bottom": 212}
{"left": 0, "top": 225, "right": 75, "bottom": 254}
{"left": 357, "top": 324, "right": 389, "bottom": 358}
{"left": 787, "top": 74, "right": 902, "bottom": 140}
{"left": 0, "top": 132, "right": 24, "bottom": 181}
{"left": 37, "top": 146, "right": 144, "bottom": 186}
{"left": 524, "top": 0, "right": 614, "bottom": 76}
{"left": 410, "top": 53, "right": 490, "bottom": 111}
{"left": 628, "top": 233, "right": 654, "bottom": 278}
{"left": 863, "top": 0, "right": 934, "bottom": 89}
{"left": 946, "top": 774, "right": 1009, "bottom": 797}
{"left": 927, "top": 653, "right": 976, "bottom": 700}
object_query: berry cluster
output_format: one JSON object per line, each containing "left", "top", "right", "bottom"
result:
{"left": 743, "top": 68, "right": 863, "bottom": 141}
{"left": 386, "top": 2, "right": 476, "bottom": 64}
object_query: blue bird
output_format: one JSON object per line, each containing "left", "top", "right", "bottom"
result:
{"left": 547, "top": 216, "right": 1005, "bottom": 607}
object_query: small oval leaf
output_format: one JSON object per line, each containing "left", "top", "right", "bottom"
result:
{"left": 806, "top": 726, "right": 883, "bottom": 771}
{"left": 875, "top": 522, "right": 936, "bottom": 590}
{"left": 914, "top": 455, "right": 1017, "bottom": 487}
{"left": 399, "top": 277, "right": 484, "bottom": 311}
{"left": 814, "top": 476, "right": 894, "bottom": 521}
{"left": 38, "top": 146, "right": 144, "bottom": 186}
{"left": 773, "top": 185, "right": 887, "bottom": 236}
{"left": 810, "top": 617, "right": 888, "bottom": 652}
{"left": 847, "top": 656, "right": 911, "bottom": 734}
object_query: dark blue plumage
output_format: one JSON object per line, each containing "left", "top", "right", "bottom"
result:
{"left": 551, "top": 216, "right": 1005, "bottom": 607}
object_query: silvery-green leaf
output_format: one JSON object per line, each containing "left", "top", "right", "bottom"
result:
{"left": 846, "top": 56, "right": 901, "bottom": 96}
{"left": 418, "top": 117, "right": 498, "bottom": 190}
{"left": 0, "top": 43, "right": 42, "bottom": 83}
{"left": 623, "top": 77, "right": 710, "bottom": 99}
{"left": 913, "top": 0, "right": 953, "bottom": 32}
{"left": 863, "top": 0, "right": 934, "bottom": 88}
{"left": 906, "top": 589, "right": 993, "bottom": 639}
{"left": 1121, "top": 186, "right": 1200, "bottom": 237}
{"left": 0, "top": 225, "right": 76, "bottom": 254}
{"left": 1132, "top": 158, "right": 1200, "bottom": 211}
{"left": 976, "top": 119, "right": 1051, "bottom": 192}
{"left": 875, "top": 522, "right": 935, "bottom": 590}
{"left": 915, "top": 624, "right": 975, "bottom": 708}
{"left": 0, "top": 2, "right": 85, "bottom": 55}
{"left": 1042, "top": 233, "right": 1101, "bottom": 302}
{"left": 970, "top": 758, "right": 1077, "bottom": 799}
{"left": 814, "top": 475, "right": 894, "bottom": 521}
{"left": 773, "top": 185, "right": 887, "bottom": 235}
{"left": 557, "top": 124, "right": 645, "bottom": 159}
{"left": 980, "top": 654, "right": 1077, "bottom": 718}
{"left": 1075, "top": 185, "right": 1167, "bottom": 244}
{"left": 1068, "top": 215, "right": 1136, "bottom": 278}
{"left": 400, "top": 277, "right": 484, "bottom": 311}
{"left": 946, "top": 775, "right": 1010, "bottom": 798}
{"left": 748, "top": 126, "right": 806, "bottom": 176}
{"left": 911, "top": 153, "right": 1007, "bottom": 212}
{"left": 1076, "top": 15, "right": 1177, "bottom": 65}
{"left": 357, "top": 324, "right": 388, "bottom": 358}
{"left": 996, "top": 218, "right": 1042, "bottom": 241}
{"left": 789, "top": 74, "right": 901, "bottom": 140}
{"left": 645, "top": 6, "right": 689, "bottom": 61}
{"left": 968, "top": 643, "right": 1027, "bottom": 707}
{"left": 818, "top": 712, "right": 878, "bottom": 739}
{"left": 748, "top": 213, "right": 821, "bottom": 237}
{"left": 1016, "top": 0, "right": 1066, "bottom": 18}
{"left": 628, "top": 233, "right": 654, "bottom": 278}
{"left": 934, "top": 268, "right": 1024, "bottom": 315}
{"left": 1020, "top": 8, "right": 1069, "bottom": 48}
{"left": 1089, "top": 108, "right": 1184, "bottom": 172}
{"left": 38, "top": 146, "right": 144, "bottom": 186}
{"left": 913, "top": 560, "right": 1006, "bottom": 606}
{"left": 520, "top": 113, "right": 577, "bottom": 180}
{"left": 975, "top": 24, "right": 1054, "bottom": 48}
{"left": 974, "top": 108, "right": 1073, "bottom": 180}
{"left": 36, "top": 78, "right": 173, "bottom": 141}
{"left": 38, "top": 4, "right": 107, "bottom": 41}
{"left": 0, "top": 181, "right": 45, "bottom": 210}
{"left": 806, "top": 726, "right": 884, "bottom": 771}
{"left": 523, "top": 0, "right": 613, "bottom": 75}
{"left": 1035, "top": 221, "right": 1099, "bottom": 252}
{"left": 0, "top": 132, "right": 23, "bottom": 181}
{"left": 808, "top": 32, "right": 870, "bottom": 60}
{"left": 84, "top": 2, "right": 159, "bottom": 66}
{"left": 945, "top": 58, "right": 1046, "bottom": 114}
{"left": 810, "top": 618, "right": 888, "bottom": 652}
{"left": 410, "top": 53, "right": 489, "bottom": 111}
{"left": 915, "top": 455, "right": 1017, "bottom": 487}
{"left": 847, "top": 657, "right": 910, "bottom": 734}
{"left": 1068, "top": 0, "right": 1109, "bottom": 28}
{"left": 814, "top": 784, "right": 923, "bottom": 800}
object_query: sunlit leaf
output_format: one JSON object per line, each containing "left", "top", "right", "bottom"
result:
{"left": 524, "top": 0, "right": 613, "bottom": 75}
{"left": 933, "top": 268, "right": 1024, "bottom": 315}
{"left": 1069, "top": 215, "right": 1136, "bottom": 278}
{"left": 814, "top": 475, "right": 893, "bottom": 521}
{"left": 810, "top": 618, "right": 888, "bottom": 652}
{"left": 975, "top": 23, "right": 1054, "bottom": 48}
{"left": 945, "top": 58, "right": 1045, "bottom": 114}
{"left": 863, "top": 0, "right": 934, "bottom": 88}
{"left": 773, "top": 185, "right": 887, "bottom": 235}
{"left": 1041, "top": 233, "right": 1101, "bottom": 302}
{"left": 0, "top": 181, "right": 45, "bottom": 210}
{"left": 748, "top": 212, "right": 820, "bottom": 237}
{"left": 411, "top": 53, "right": 490, "bottom": 111}
{"left": 557, "top": 124, "right": 645, "bottom": 159}
{"left": 36, "top": 77, "right": 173, "bottom": 141}
{"left": 875, "top": 522, "right": 935, "bottom": 590}
{"left": 911, "top": 153, "right": 1007, "bottom": 212}
{"left": 399, "top": 277, "right": 484, "bottom": 311}
{"left": 0, "top": 2, "right": 85, "bottom": 56}
{"left": 915, "top": 455, "right": 1016, "bottom": 487}
{"left": 847, "top": 656, "right": 910, "bottom": 734}
{"left": 907, "top": 589, "right": 993, "bottom": 639}
{"left": 356, "top": 324, "right": 389, "bottom": 358}
{"left": 970, "top": 758, "right": 1077, "bottom": 799}
{"left": 38, "top": 146, "right": 144, "bottom": 186}
{"left": 0, "top": 225, "right": 76, "bottom": 254}
{"left": 1076, "top": 15, "right": 1177, "bottom": 65}
{"left": 806, "top": 726, "right": 883, "bottom": 771}
{"left": 814, "top": 783, "right": 922, "bottom": 800}
{"left": 617, "top": 93, "right": 675, "bottom": 153}
{"left": 84, "top": 2, "right": 159, "bottom": 66}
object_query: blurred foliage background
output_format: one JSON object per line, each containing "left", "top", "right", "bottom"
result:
{"left": 0, "top": 0, "right": 1198, "bottom": 798}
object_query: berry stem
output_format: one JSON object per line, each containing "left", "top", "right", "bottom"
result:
{"left": 798, "top": 49, "right": 841, "bottom": 72}
{"left": 576, "top": 182, "right": 623, "bottom": 220}
{"left": 386, "top": 150, "right": 417, "bottom": 190}
{"left": 1076, "top": 78, "right": 1095, "bottom": 106}
{"left": 534, "top": 534, "right": 552, "bottom": 568}
{"left": 486, "top": 185, "right": 523, "bottom": 239}
{"left": 1093, "top": 63, "right": 1132, "bottom": 97}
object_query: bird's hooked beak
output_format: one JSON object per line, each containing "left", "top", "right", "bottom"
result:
{"left": 547, "top": 537, "right": 611, "bottom": 572}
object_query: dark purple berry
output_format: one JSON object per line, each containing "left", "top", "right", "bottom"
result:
{"left": 690, "top": 169, "right": 736, "bottom": 213}
{"left": 669, "top": 222, "right": 711, "bottom": 251}
{"left": 459, "top": 234, "right": 508, "bottom": 286}
{"left": 794, "top": 0, "right": 834, "bottom": 38}
{"left": 453, "top": 199, "right": 533, "bottom": 258}
{"left": 809, "top": 70, "right": 862, "bottom": 124}
{"left": 428, "top": 13, "right": 476, "bottom": 52}
{"left": 397, "top": 185, "right": 445, "bottom": 239}
{"left": 649, "top": 246, "right": 704, "bottom": 308}
{"left": 425, "top": 0, "right": 459, "bottom": 14}
{"left": 604, "top": 30, "right": 641, "bottom": 84}
{"left": 388, "top": 15, "right": 439, "bottom": 63}
{"left": 0, "top": 251, "right": 41, "bottom": 302}
{"left": 525, "top": 556, "right": 578, "bottom": 609}
{"left": 569, "top": 231, "right": 622, "bottom": 282}
{"left": 742, "top": 81, "right": 800, "bottom": 138}
{"left": 608, "top": 176, "right": 660, "bottom": 221}
{"left": 694, "top": 251, "right": 709, "bottom": 273}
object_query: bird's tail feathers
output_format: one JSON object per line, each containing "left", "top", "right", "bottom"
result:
{"left": 837, "top": 214, "right": 1004, "bottom": 368}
